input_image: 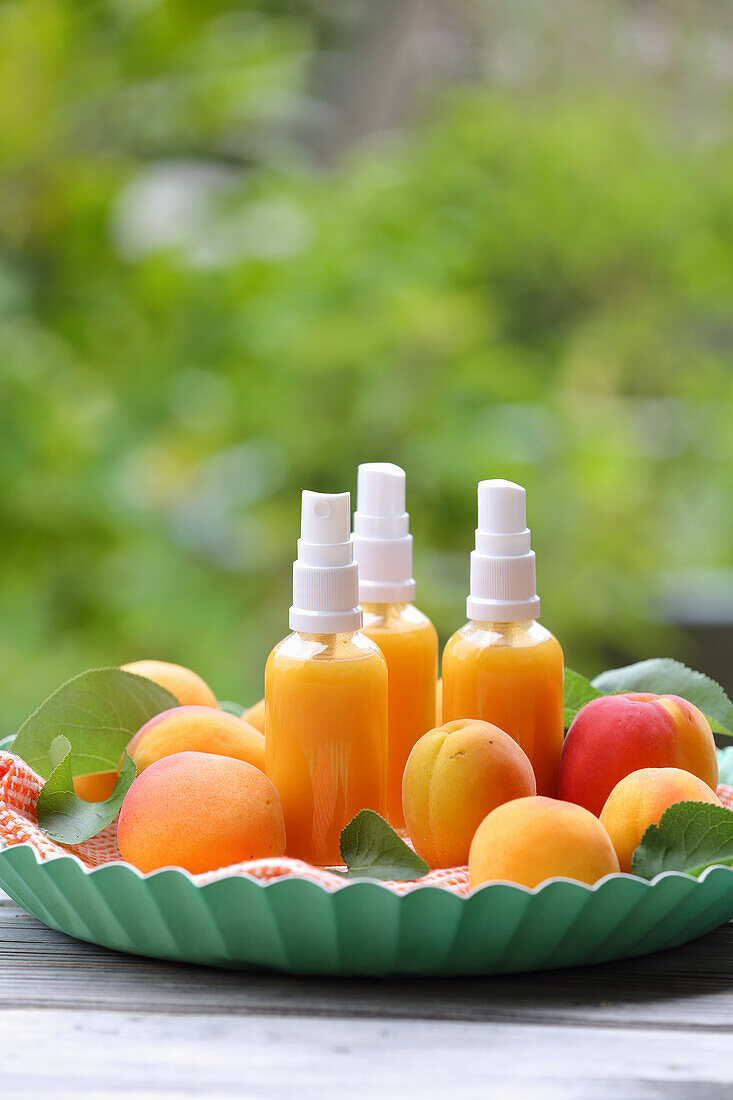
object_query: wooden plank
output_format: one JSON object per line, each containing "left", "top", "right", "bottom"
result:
{"left": 1, "top": 902, "right": 733, "bottom": 1031}
{"left": 1, "top": 1008, "right": 732, "bottom": 1099}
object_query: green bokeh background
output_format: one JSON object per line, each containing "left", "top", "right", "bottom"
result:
{"left": 2, "top": 0, "right": 733, "bottom": 730}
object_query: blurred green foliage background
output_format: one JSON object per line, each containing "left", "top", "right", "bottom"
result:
{"left": 2, "top": 0, "right": 733, "bottom": 730}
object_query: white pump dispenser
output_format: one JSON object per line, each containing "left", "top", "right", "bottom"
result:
{"left": 466, "top": 479, "right": 541, "bottom": 622}
{"left": 353, "top": 463, "right": 417, "bottom": 603}
{"left": 289, "top": 490, "right": 362, "bottom": 634}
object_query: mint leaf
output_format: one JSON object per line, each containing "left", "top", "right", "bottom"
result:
{"left": 13, "top": 668, "right": 178, "bottom": 778}
{"left": 334, "top": 809, "right": 429, "bottom": 881}
{"left": 36, "top": 737, "right": 137, "bottom": 844}
{"left": 591, "top": 658, "right": 733, "bottom": 737}
{"left": 564, "top": 668, "right": 603, "bottom": 729}
{"left": 217, "top": 700, "right": 245, "bottom": 718}
{"left": 631, "top": 801, "right": 733, "bottom": 879}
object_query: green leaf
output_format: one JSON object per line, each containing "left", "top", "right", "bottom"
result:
{"left": 592, "top": 657, "right": 733, "bottom": 726}
{"left": 36, "top": 738, "right": 137, "bottom": 844}
{"left": 13, "top": 668, "right": 178, "bottom": 779}
{"left": 564, "top": 668, "right": 603, "bottom": 729}
{"left": 592, "top": 658, "right": 733, "bottom": 738}
{"left": 334, "top": 809, "right": 429, "bottom": 881}
{"left": 217, "top": 700, "right": 245, "bottom": 718}
{"left": 631, "top": 801, "right": 733, "bottom": 879}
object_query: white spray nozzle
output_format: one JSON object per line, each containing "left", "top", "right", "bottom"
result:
{"left": 289, "top": 490, "right": 362, "bottom": 634}
{"left": 479, "top": 478, "right": 526, "bottom": 535}
{"left": 467, "top": 479, "right": 540, "bottom": 622}
{"left": 357, "top": 463, "right": 405, "bottom": 517}
{"left": 299, "top": 490, "right": 351, "bottom": 555}
{"left": 353, "top": 463, "right": 416, "bottom": 603}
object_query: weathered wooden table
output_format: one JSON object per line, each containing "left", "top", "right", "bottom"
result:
{"left": 2, "top": 886, "right": 732, "bottom": 1098}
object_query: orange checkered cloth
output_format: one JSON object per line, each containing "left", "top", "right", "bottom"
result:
{"left": 0, "top": 751, "right": 469, "bottom": 895}
{"left": 3, "top": 751, "right": 732, "bottom": 897}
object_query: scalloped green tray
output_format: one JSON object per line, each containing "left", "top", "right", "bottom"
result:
{"left": 1, "top": 737, "right": 733, "bottom": 976}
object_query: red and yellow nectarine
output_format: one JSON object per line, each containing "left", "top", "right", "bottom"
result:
{"left": 558, "top": 693, "right": 718, "bottom": 816}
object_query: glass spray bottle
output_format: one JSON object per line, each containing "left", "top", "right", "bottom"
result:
{"left": 442, "top": 479, "right": 564, "bottom": 796}
{"left": 353, "top": 463, "right": 438, "bottom": 830}
{"left": 265, "top": 490, "right": 388, "bottom": 865}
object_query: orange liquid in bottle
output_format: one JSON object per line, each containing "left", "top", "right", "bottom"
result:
{"left": 361, "top": 602, "right": 438, "bottom": 829}
{"left": 442, "top": 620, "right": 564, "bottom": 796}
{"left": 265, "top": 630, "right": 387, "bottom": 865}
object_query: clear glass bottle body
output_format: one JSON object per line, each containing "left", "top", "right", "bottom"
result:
{"left": 361, "top": 602, "right": 438, "bottom": 829}
{"left": 441, "top": 620, "right": 564, "bottom": 796}
{"left": 265, "top": 630, "right": 388, "bottom": 865}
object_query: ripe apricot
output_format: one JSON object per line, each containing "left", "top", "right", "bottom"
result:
{"left": 122, "top": 660, "right": 218, "bottom": 708}
{"left": 600, "top": 767, "right": 722, "bottom": 872}
{"left": 402, "top": 719, "right": 536, "bottom": 868}
{"left": 435, "top": 678, "right": 442, "bottom": 726}
{"left": 469, "top": 796, "right": 620, "bottom": 889}
{"left": 242, "top": 698, "right": 266, "bottom": 735}
{"left": 128, "top": 705, "right": 265, "bottom": 774}
{"left": 117, "top": 751, "right": 286, "bottom": 874}
{"left": 559, "top": 693, "right": 718, "bottom": 816}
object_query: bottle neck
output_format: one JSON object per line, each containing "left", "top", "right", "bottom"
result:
{"left": 461, "top": 618, "right": 549, "bottom": 648}
{"left": 295, "top": 629, "right": 360, "bottom": 643}
{"left": 361, "top": 601, "right": 411, "bottom": 614}
{"left": 286, "top": 628, "right": 380, "bottom": 662}
{"left": 467, "top": 618, "right": 537, "bottom": 630}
